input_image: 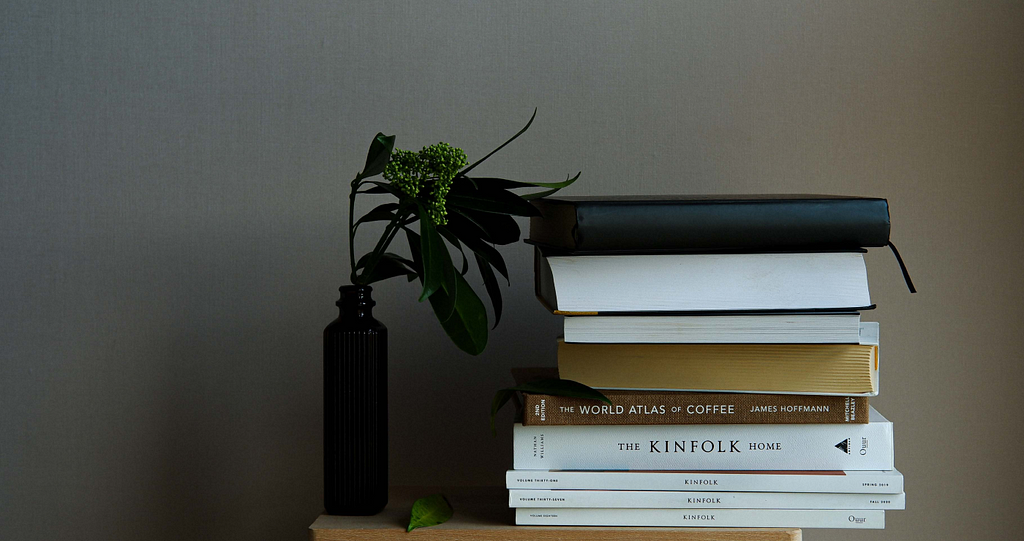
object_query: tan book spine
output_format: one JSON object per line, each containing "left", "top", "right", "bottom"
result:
{"left": 521, "top": 391, "right": 869, "bottom": 425}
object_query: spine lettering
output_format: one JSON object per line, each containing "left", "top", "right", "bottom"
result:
{"left": 522, "top": 392, "right": 868, "bottom": 426}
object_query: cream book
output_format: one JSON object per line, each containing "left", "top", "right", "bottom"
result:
{"left": 535, "top": 249, "right": 873, "bottom": 313}
{"left": 562, "top": 313, "right": 863, "bottom": 344}
{"left": 509, "top": 489, "right": 905, "bottom": 509}
{"left": 515, "top": 508, "right": 884, "bottom": 528}
{"left": 505, "top": 469, "right": 905, "bottom": 494}
{"left": 557, "top": 323, "right": 879, "bottom": 396}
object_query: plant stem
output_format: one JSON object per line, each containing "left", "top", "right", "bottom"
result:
{"left": 359, "top": 209, "right": 409, "bottom": 282}
{"left": 349, "top": 176, "right": 361, "bottom": 284}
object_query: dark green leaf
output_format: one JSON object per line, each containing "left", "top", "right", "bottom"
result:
{"left": 444, "top": 213, "right": 510, "bottom": 282}
{"left": 458, "top": 108, "right": 536, "bottom": 177}
{"left": 475, "top": 253, "right": 503, "bottom": 328}
{"left": 490, "top": 389, "right": 515, "bottom": 436}
{"left": 360, "top": 253, "right": 417, "bottom": 284}
{"left": 510, "top": 379, "right": 613, "bottom": 403}
{"left": 405, "top": 229, "right": 424, "bottom": 282}
{"left": 472, "top": 239, "right": 509, "bottom": 283}
{"left": 363, "top": 180, "right": 406, "bottom": 198}
{"left": 447, "top": 188, "right": 541, "bottom": 217}
{"left": 360, "top": 133, "right": 395, "bottom": 178}
{"left": 463, "top": 171, "right": 581, "bottom": 191}
{"left": 355, "top": 208, "right": 410, "bottom": 285}
{"left": 436, "top": 226, "right": 470, "bottom": 276}
{"left": 408, "top": 227, "right": 486, "bottom": 353}
{"left": 489, "top": 379, "right": 611, "bottom": 436}
{"left": 451, "top": 208, "right": 520, "bottom": 246}
{"left": 446, "top": 209, "right": 491, "bottom": 243}
{"left": 437, "top": 241, "right": 459, "bottom": 321}
{"left": 405, "top": 229, "right": 421, "bottom": 260}
{"left": 355, "top": 251, "right": 415, "bottom": 271}
{"left": 428, "top": 271, "right": 488, "bottom": 355}
{"left": 418, "top": 207, "right": 447, "bottom": 302}
{"left": 521, "top": 187, "right": 560, "bottom": 200}
{"left": 353, "top": 202, "right": 400, "bottom": 227}
{"left": 407, "top": 494, "right": 453, "bottom": 532}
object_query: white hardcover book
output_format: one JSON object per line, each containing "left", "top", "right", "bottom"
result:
{"left": 505, "top": 469, "right": 905, "bottom": 494}
{"left": 563, "top": 313, "right": 863, "bottom": 344}
{"left": 515, "top": 508, "right": 884, "bottom": 528}
{"left": 538, "top": 252, "right": 872, "bottom": 313}
{"left": 513, "top": 407, "right": 893, "bottom": 471}
{"left": 509, "top": 489, "right": 905, "bottom": 510}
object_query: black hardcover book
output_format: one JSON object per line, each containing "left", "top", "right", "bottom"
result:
{"left": 528, "top": 195, "right": 891, "bottom": 254}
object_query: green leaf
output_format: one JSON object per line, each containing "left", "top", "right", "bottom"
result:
{"left": 418, "top": 207, "right": 447, "bottom": 302}
{"left": 355, "top": 251, "right": 415, "bottom": 271}
{"left": 511, "top": 379, "right": 613, "bottom": 402}
{"left": 521, "top": 187, "right": 560, "bottom": 200}
{"left": 489, "top": 379, "right": 611, "bottom": 436}
{"left": 358, "top": 253, "right": 418, "bottom": 284}
{"left": 447, "top": 188, "right": 541, "bottom": 217}
{"left": 362, "top": 180, "right": 407, "bottom": 198}
{"left": 441, "top": 215, "right": 507, "bottom": 277}
{"left": 353, "top": 202, "right": 400, "bottom": 228}
{"left": 437, "top": 243, "right": 459, "bottom": 321}
{"left": 490, "top": 389, "right": 515, "bottom": 436}
{"left": 404, "top": 228, "right": 425, "bottom": 283}
{"left": 451, "top": 208, "right": 520, "bottom": 246}
{"left": 471, "top": 238, "right": 509, "bottom": 283}
{"left": 443, "top": 214, "right": 510, "bottom": 282}
{"left": 407, "top": 494, "right": 453, "bottom": 532}
{"left": 475, "top": 253, "right": 503, "bottom": 328}
{"left": 458, "top": 108, "right": 536, "bottom": 177}
{"left": 446, "top": 209, "right": 493, "bottom": 243}
{"left": 428, "top": 271, "right": 488, "bottom": 355}
{"left": 354, "top": 206, "right": 411, "bottom": 285}
{"left": 405, "top": 229, "right": 422, "bottom": 265}
{"left": 465, "top": 171, "right": 581, "bottom": 191}
{"left": 436, "top": 226, "right": 470, "bottom": 276}
{"left": 360, "top": 133, "right": 395, "bottom": 178}
{"left": 408, "top": 227, "right": 487, "bottom": 354}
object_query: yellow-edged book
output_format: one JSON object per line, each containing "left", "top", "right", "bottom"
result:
{"left": 558, "top": 323, "right": 879, "bottom": 396}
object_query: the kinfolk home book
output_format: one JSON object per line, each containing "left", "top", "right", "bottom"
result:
{"left": 512, "top": 407, "right": 894, "bottom": 471}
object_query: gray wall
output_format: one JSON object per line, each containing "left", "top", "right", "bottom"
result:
{"left": 2, "top": 1, "right": 1022, "bottom": 540}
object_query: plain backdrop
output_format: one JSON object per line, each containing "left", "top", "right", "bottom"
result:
{"left": 2, "top": 1, "right": 1022, "bottom": 540}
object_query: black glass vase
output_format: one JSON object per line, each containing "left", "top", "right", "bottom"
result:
{"left": 323, "top": 285, "right": 388, "bottom": 515}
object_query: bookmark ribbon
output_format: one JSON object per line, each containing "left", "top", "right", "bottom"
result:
{"left": 887, "top": 241, "right": 917, "bottom": 293}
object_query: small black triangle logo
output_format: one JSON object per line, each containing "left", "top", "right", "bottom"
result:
{"left": 835, "top": 438, "right": 851, "bottom": 454}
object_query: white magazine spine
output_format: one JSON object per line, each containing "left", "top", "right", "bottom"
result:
{"left": 513, "top": 409, "right": 893, "bottom": 471}
{"left": 515, "top": 508, "right": 885, "bottom": 528}
{"left": 505, "top": 469, "right": 904, "bottom": 494}
{"left": 508, "top": 489, "right": 905, "bottom": 510}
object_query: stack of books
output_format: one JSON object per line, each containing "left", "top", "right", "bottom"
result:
{"left": 505, "top": 195, "right": 907, "bottom": 530}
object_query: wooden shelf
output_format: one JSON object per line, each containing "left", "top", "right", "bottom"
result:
{"left": 309, "top": 487, "right": 801, "bottom": 540}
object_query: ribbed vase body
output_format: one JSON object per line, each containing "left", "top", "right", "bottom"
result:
{"left": 323, "top": 285, "right": 387, "bottom": 515}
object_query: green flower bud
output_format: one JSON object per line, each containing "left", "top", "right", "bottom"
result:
{"left": 383, "top": 149, "right": 423, "bottom": 198}
{"left": 383, "top": 141, "right": 468, "bottom": 226}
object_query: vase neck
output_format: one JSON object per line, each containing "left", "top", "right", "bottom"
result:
{"left": 337, "top": 285, "right": 375, "bottom": 319}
